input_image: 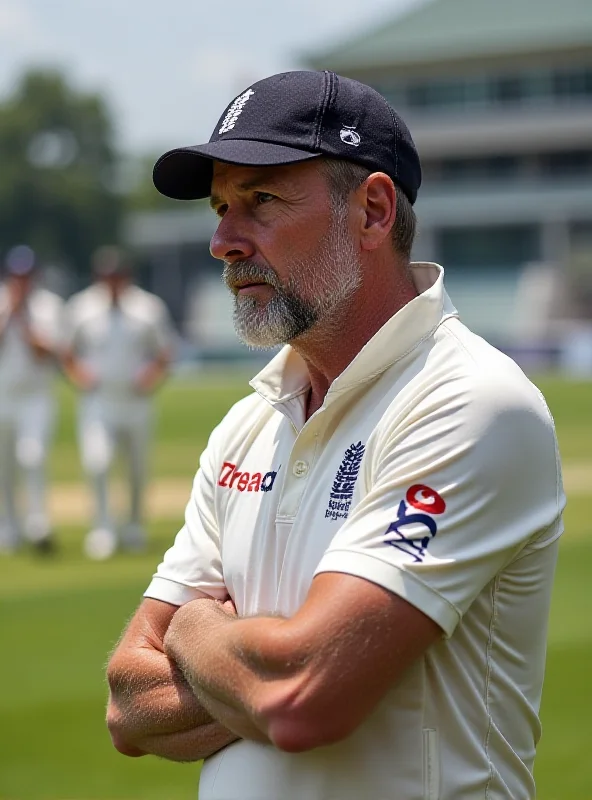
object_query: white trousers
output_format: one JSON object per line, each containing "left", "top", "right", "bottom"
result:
{"left": 0, "top": 393, "right": 55, "bottom": 544}
{"left": 78, "top": 394, "right": 152, "bottom": 531}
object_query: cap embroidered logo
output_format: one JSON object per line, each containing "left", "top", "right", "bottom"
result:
{"left": 340, "top": 126, "right": 361, "bottom": 146}
{"left": 218, "top": 89, "right": 255, "bottom": 134}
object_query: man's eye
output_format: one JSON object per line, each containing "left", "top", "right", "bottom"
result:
{"left": 255, "top": 192, "right": 274, "bottom": 204}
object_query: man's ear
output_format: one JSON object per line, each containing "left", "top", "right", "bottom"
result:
{"left": 356, "top": 173, "right": 396, "bottom": 252}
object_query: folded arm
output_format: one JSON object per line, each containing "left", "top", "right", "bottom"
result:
{"left": 164, "top": 573, "right": 442, "bottom": 753}
{"left": 106, "top": 597, "right": 239, "bottom": 762}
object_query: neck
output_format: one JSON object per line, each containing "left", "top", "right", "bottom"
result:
{"left": 292, "top": 259, "right": 417, "bottom": 418}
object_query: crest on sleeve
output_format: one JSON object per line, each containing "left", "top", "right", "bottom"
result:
{"left": 383, "top": 484, "right": 446, "bottom": 562}
{"left": 325, "top": 441, "right": 365, "bottom": 521}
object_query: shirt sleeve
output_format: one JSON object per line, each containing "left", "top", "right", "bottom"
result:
{"left": 315, "top": 369, "right": 565, "bottom": 637}
{"left": 144, "top": 425, "right": 227, "bottom": 606}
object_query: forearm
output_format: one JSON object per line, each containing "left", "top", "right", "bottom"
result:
{"left": 164, "top": 602, "right": 294, "bottom": 736}
{"left": 108, "top": 642, "right": 242, "bottom": 761}
{"left": 190, "top": 683, "right": 271, "bottom": 744}
{"left": 115, "top": 715, "right": 238, "bottom": 762}
{"left": 107, "top": 597, "right": 241, "bottom": 762}
{"left": 108, "top": 645, "right": 220, "bottom": 744}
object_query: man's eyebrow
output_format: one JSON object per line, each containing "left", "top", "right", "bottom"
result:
{"left": 209, "top": 173, "right": 284, "bottom": 208}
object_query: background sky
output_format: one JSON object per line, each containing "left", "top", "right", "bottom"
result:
{"left": 0, "top": 0, "right": 420, "bottom": 155}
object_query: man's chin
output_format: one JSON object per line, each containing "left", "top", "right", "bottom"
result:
{"left": 232, "top": 313, "right": 284, "bottom": 349}
{"left": 235, "top": 329, "right": 285, "bottom": 350}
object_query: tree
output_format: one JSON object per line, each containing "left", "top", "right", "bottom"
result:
{"left": 0, "top": 69, "right": 123, "bottom": 277}
{"left": 124, "top": 153, "right": 212, "bottom": 214}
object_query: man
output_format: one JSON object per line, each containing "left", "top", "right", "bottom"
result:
{"left": 63, "top": 246, "right": 173, "bottom": 560}
{"left": 106, "top": 71, "right": 565, "bottom": 799}
{"left": 0, "top": 245, "right": 63, "bottom": 554}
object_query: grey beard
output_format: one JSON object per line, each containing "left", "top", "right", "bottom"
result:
{"left": 232, "top": 284, "right": 319, "bottom": 348}
{"left": 222, "top": 212, "right": 362, "bottom": 349}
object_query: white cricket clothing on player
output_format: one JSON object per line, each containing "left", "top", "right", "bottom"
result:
{"left": 145, "top": 263, "right": 564, "bottom": 800}
{"left": 64, "top": 283, "right": 173, "bottom": 401}
{"left": 0, "top": 286, "right": 63, "bottom": 544}
{"left": 0, "top": 286, "right": 63, "bottom": 402}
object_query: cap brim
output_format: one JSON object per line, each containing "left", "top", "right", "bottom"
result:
{"left": 153, "top": 140, "right": 321, "bottom": 200}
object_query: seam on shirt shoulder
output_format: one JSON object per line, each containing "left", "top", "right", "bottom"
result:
{"left": 439, "top": 321, "right": 483, "bottom": 369}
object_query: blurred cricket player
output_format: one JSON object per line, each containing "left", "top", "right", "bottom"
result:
{"left": 0, "top": 245, "right": 63, "bottom": 554}
{"left": 63, "top": 246, "right": 174, "bottom": 560}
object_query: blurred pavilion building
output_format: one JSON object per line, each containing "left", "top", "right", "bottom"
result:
{"left": 126, "top": 0, "right": 592, "bottom": 364}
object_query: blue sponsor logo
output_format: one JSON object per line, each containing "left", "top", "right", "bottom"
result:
{"left": 383, "top": 485, "right": 446, "bottom": 563}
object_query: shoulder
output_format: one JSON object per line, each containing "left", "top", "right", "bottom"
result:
{"left": 64, "top": 285, "right": 103, "bottom": 326}
{"left": 125, "top": 286, "right": 170, "bottom": 320}
{"left": 377, "top": 318, "right": 557, "bottom": 462}
{"left": 66, "top": 285, "right": 98, "bottom": 310}
{"left": 29, "top": 288, "right": 64, "bottom": 321}
{"left": 437, "top": 318, "right": 553, "bottom": 431}
{"left": 32, "top": 287, "right": 64, "bottom": 308}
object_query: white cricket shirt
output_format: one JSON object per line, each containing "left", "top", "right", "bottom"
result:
{"left": 0, "top": 285, "right": 63, "bottom": 403}
{"left": 64, "top": 283, "right": 173, "bottom": 401}
{"left": 145, "top": 263, "right": 564, "bottom": 800}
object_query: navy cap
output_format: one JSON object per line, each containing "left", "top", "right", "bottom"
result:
{"left": 153, "top": 70, "right": 422, "bottom": 205}
{"left": 4, "top": 245, "right": 36, "bottom": 277}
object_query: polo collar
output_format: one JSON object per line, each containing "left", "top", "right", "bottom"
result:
{"left": 250, "top": 263, "right": 457, "bottom": 407}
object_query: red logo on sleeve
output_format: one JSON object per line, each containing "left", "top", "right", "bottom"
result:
{"left": 406, "top": 484, "right": 446, "bottom": 514}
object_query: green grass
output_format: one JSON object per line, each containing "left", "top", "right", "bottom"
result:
{"left": 0, "top": 373, "right": 591, "bottom": 799}
{"left": 533, "top": 375, "right": 592, "bottom": 461}
{"left": 0, "top": 522, "right": 200, "bottom": 800}
{"left": 534, "top": 496, "right": 592, "bottom": 799}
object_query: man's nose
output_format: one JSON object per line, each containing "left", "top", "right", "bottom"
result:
{"left": 210, "top": 213, "right": 255, "bottom": 263}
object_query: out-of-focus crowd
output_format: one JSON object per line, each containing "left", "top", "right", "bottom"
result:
{"left": 0, "top": 245, "right": 174, "bottom": 560}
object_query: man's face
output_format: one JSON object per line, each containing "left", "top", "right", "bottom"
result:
{"left": 209, "top": 160, "right": 362, "bottom": 348}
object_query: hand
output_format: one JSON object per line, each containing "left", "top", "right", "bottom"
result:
{"left": 220, "top": 597, "right": 238, "bottom": 617}
{"left": 22, "top": 325, "right": 55, "bottom": 360}
{"left": 133, "top": 369, "right": 155, "bottom": 395}
{"left": 133, "top": 356, "right": 169, "bottom": 395}
{"left": 78, "top": 370, "right": 99, "bottom": 392}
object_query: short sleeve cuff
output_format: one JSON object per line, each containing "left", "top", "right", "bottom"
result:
{"left": 315, "top": 549, "right": 461, "bottom": 637}
{"left": 144, "top": 576, "right": 211, "bottom": 606}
